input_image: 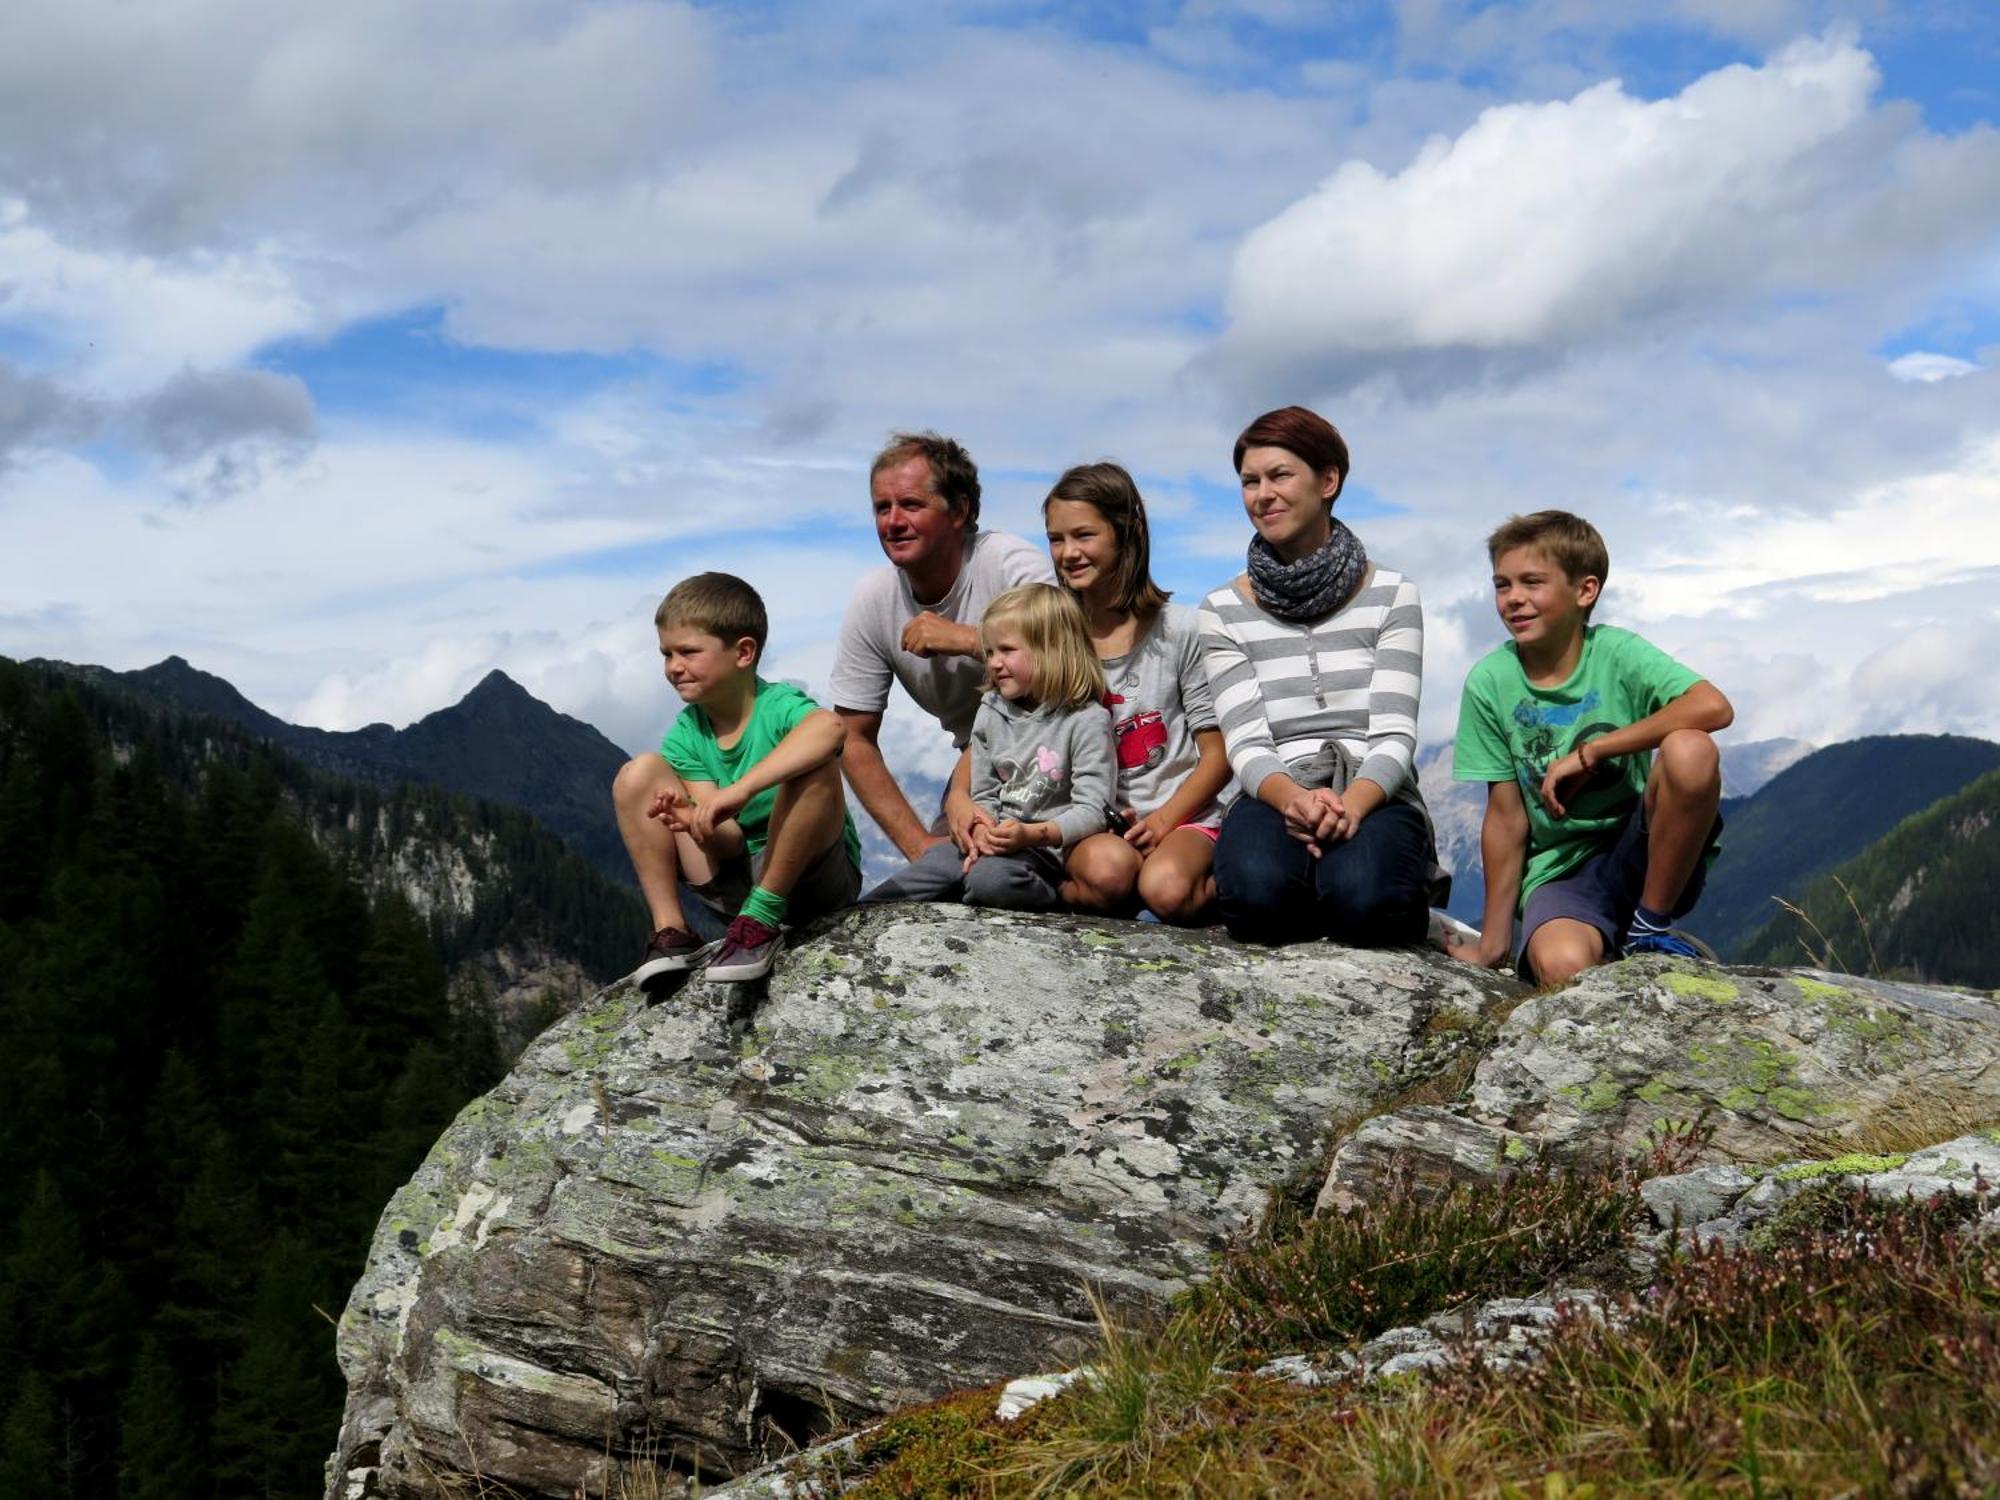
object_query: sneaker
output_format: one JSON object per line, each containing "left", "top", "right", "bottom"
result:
{"left": 634, "top": 925, "right": 714, "bottom": 984}
{"left": 1623, "top": 928, "right": 1704, "bottom": 960}
{"left": 704, "top": 914, "right": 784, "bottom": 982}
{"left": 1426, "top": 909, "right": 1482, "bottom": 952}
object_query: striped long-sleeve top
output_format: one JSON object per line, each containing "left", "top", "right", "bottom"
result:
{"left": 1195, "top": 567, "right": 1425, "bottom": 805}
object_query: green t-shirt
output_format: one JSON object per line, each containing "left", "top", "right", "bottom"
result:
{"left": 660, "top": 678, "right": 862, "bottom": 869}
{"left": 1453, "top": 625, "right": 1702, "bottom": 908}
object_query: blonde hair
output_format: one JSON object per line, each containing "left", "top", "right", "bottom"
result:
{"left": 980, "top": 584, "right": 1105, "bottom": 712}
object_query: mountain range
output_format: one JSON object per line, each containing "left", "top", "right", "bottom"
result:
{"left": 37, "top": 654, "right": 633, "bottom": 882}
{"left": 41, "top": 655, "right": 2000, "bottom": 982}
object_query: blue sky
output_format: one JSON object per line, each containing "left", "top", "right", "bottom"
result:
{"left": 1, "top": 0, "right": 1998, "bottom": 781}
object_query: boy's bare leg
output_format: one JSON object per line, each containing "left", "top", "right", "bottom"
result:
{"left": 755, "top": 759, "right": 848, "bottom": 899}
{"left": 612, "top": 753, "right": 721, "bottom": 930}
{"left": 1525, "top": 917, "right": 1604, "bottom": 986}
{"left": 1136, "top": 828, "right": 1218, "bottom": 925}
{"left": 1061, "top": 832, "right": 1141, "bottom": 913}
{"left": 1639, "top": 729, "right": 1721, "bottom": 915}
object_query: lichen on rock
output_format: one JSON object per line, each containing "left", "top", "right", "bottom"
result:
{"left": 326, "top": 905, "right": 1516, "bottom": 1497}
{"left": 1319, "top": 958, "right": 2000, "bottom": 1213}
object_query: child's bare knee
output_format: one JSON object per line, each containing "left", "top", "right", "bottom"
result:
{"left": 1067, "top": 839, "right": 1138, "bottom": 900}
{"left": 1138, "top": 864, "right": 1200, "bottom": 921}
{"left": 1527, "top": 926, "right": 1600, "bottom": 986}
{"left": 614, "top": 753, "right": 671, "bottom": 804}
{"left": 1657, "top": 729, "right": 1719, "bottom": 789}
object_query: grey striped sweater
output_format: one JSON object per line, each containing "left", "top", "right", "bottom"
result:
{"left": 1195, "top": 568, "right": 1424, "bottom": 805}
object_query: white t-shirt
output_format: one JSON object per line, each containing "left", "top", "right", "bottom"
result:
{"left": 1099, "top": 604, "right": 1231, "bottom": 828}
{"left": 829, "top": 530, "right": 1054, "bottom": 747}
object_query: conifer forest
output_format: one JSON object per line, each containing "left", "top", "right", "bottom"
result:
{"left": 0, "top": 660, "right": 640, "bottom": 1497}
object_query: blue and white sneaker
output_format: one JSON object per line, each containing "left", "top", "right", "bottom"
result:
{"left": 1623, "top": 928, "right": 1704, "bottom": 960}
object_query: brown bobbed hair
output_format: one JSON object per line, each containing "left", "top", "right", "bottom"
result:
{"left": 979, "top": 584, "right": 1106, "bottom": 713}
{"left": 1042, "top": 461, "right": 1171, "bottom": 623}
{"left": 655, "top": 572, "right": 768, "bottom": 663}
{"left": 1486, "top": 510, "right": 1610, "bottom": 618}
{"left": 1232, "top": 406, "right": 1350, "bottom": 502}
{"left": 871, "top": 430, "right": 983, "bottom": 531}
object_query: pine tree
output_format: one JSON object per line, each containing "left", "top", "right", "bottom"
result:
{"left": 0, "top": 1372, "right": 60, "bottom": 1500}
{"left": 211, "top": 1234, "right": 339, "bottom": 1500}
{"left": 115, "top": 1334, "right": 199, "bottom": 1500}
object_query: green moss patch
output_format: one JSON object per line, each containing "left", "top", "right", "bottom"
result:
{"left": 1773, "top": 1152, "right": 1909, "bottom": 1182}
{"left": 1662, "top": 971, "right": 1739, "bottom": 1005}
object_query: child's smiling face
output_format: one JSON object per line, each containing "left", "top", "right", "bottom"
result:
{"left": 982, "top": 620, "right": 1037, "bottom": 702}
{"left": 1491, "top": 545, "right": 1599, "bottom": 651}
{"left": 1044, "top": 499, "right": 1119, "bottom": 598}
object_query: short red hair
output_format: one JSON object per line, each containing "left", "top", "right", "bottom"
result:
{"left": 1232, "top": 406, "right": 1350, "bottom": 498}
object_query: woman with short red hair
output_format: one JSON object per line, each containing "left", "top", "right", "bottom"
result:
{"left": 1195, "top": 406, "right": 1443, "bottom": 945}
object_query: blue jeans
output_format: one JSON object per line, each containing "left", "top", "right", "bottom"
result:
{"left": 1213, "top": 796, "right": 1431, "bottom": 947}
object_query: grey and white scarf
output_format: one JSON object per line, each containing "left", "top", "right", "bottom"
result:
{"left": 1246, "top": 518, "right": 1368, "bottom": 622}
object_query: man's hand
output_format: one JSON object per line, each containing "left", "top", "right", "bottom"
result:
{"left": 900, "top": 611, "right": 979, "bottom": 660}
{"left": 945, "top": 787, "right": 993, "bottom": 853}
{"left": 1538, "top": 749, "right": 1589, "bottom": 819}
{"left": 1121, "top": 807, "right": 1175, "bottom": 854}
{"left": 1278, "top": 786, "right": 1345, "bottom": 856}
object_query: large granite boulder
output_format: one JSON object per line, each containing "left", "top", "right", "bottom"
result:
{"left": 1320, "top": 960, "right": 2000, "bottom": 1209}
{"left": 327, "top": 905, "right": 1516, "bottom": 1497}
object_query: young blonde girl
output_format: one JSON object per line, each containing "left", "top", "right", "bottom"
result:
{"left": 1045, "top": 463, "right": 1233, "bottom": 923}
{"left": 861, "top": 584, "right": 1115, "bottom": 910}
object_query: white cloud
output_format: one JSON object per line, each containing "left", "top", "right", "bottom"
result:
{"left": 4, "top": 6, "right": 2000, "bottom": 810}
{"left": 0, "top": 1, "right": 710, "bottom": 247}
{"left": 0, "top": 201, "right": 319, "bottom": 393}
{"left": 1887, "top": 351, "right": 1981, "bottom": 382}
{"left": 1219, "top": 32, "right": 2000, "bottom": 387}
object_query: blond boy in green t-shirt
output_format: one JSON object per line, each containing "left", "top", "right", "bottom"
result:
{"left": 611, "top": 572, "right": 861, "bottom": 985}
{"left": 1447, "top": 512, "right": 1733, "bottom": 985}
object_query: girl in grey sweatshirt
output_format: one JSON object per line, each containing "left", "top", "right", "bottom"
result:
{"left": 862, "top": 584, "right": 1115, "bottom": 910}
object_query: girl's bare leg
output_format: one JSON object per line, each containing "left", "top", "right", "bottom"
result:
{"left": 1136, "top": 826, "right": 1218, "bottom": 925}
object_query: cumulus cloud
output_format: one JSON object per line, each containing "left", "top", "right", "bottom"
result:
{"left": 0, "top": 359, "right": 97, "bottom": 466}
{"left": 0, "top": 1, "right": 710, "bottom": 251}
{"left": 0, "top": 199, "right": 319, "bottom": 393}
{"left": 4, "top": 5, "right": 1999, "bottom": 795}
{"left": 1888, "top": 351, "right": 1981, "bottom": 382}
{"left": 1219, "top": 33, "right": 2000, "bottom": 389}
{"left": 129, "top": 367, "right": 315, "bottom": 501}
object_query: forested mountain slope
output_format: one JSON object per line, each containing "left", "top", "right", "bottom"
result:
{"left": 43, "top": 654, "right": 633, "bottom": 881}
{"left": 1738, "top": 765, "right": 2000, "bottom": 988}
{"left": 0, "top": 657, "right": 643, "bottom": 1497}
{"left": 1699, "top": 734, "right": 2000, "bottom": 957}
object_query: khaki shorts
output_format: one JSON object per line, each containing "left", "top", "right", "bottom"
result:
{"left": 690, "top": 838, "right": 862, "bottom": 927}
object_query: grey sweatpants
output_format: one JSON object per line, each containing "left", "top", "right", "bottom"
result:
{"left": 861, "top": 841, "right": 1066, "bottom": 911}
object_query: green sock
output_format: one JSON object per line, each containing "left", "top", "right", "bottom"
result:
{"left": 740, "top": 884, "right": 789, "bottom": 928}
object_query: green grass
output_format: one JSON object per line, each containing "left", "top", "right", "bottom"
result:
{"left": 826, "top": 1151, "right": 1999, "bottom": 1497}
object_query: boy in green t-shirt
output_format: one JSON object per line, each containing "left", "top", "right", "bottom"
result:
{"left": 1446, "top": 512, "right": 1733, "bottom": 985}
{"left": 611, "top": 572, "right": 863, "bottom": 984}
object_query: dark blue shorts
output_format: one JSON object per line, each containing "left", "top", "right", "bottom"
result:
{"left": 1518, "top": 802, "right": 1721, "bottom": 978}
